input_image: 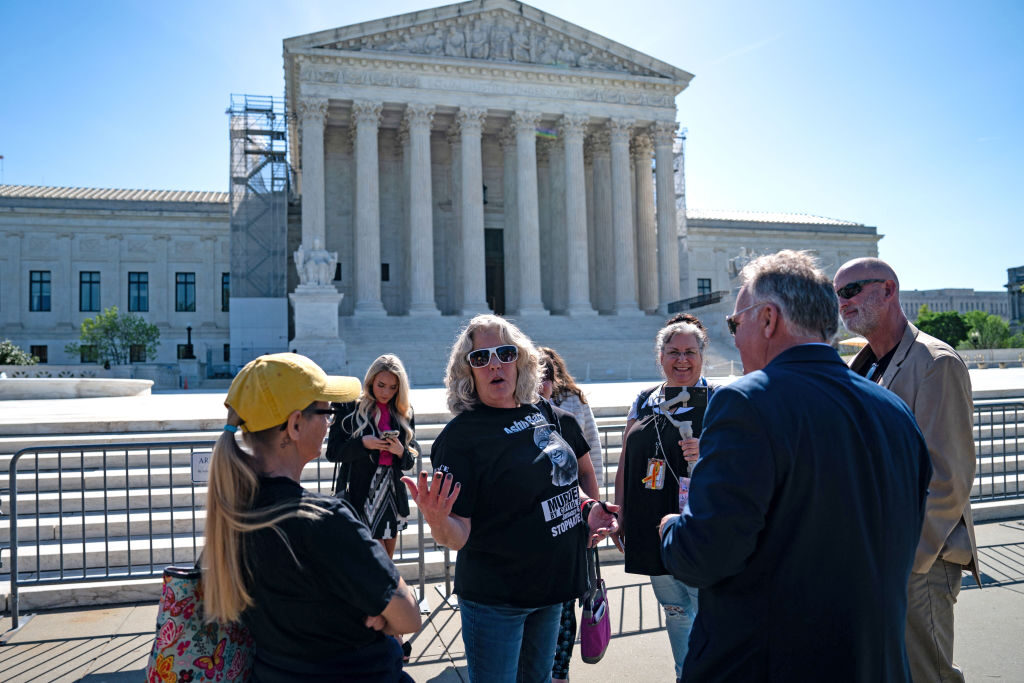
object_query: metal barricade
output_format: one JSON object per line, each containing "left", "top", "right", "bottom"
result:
{"left": 972, "top": 401, "right": 1024, "bottom": 502}
{"left": 4, "top": 440, "right": 440, "bottom": 628}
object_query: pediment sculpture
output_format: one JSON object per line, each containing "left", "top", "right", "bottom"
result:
{"left": 313, "top": 13, "right": 659, "bottom": 77}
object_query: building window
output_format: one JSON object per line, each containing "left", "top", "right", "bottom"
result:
{"left": 697, "top": 278, "right": 712, "bottom": 296}
{"left": 30, "top": 271, "right": 51, "bottom": 311}
{"left": 334, "top": 263, "right": 342, "bottom": 281}
{"left": 381, "top": 263, "right": 390, "bottom": 282}
{"left": 177, "top": 344, "right": 191, "bottom": 360}
{"left": 221, "top": 273, "right": 230, "bottom": 312}
{"left": 129, "top": 272, "right": 149, "bottom": 312}
{"left": 175, "top": 272, "right": 196, "bottom": 312}
{"left": 223, "top": 343, "right": 231, "bottom": 362}
{"left": 80, "top": 345, "right": 98, "bottom": 364}
{"left": 30, "top": 345, "right": 48, "bottom": 363}
{"left": 80, "top": 271, "right": 101, "bottom": 312}
{"left": 129, "top": 344, "right": 146, "bottom": 363}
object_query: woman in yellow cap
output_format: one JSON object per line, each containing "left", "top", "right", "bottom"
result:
{"left": 203, "top": 352, "right": 421, "bottom": 682}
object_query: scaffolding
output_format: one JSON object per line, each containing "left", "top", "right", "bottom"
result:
{"left": 227, "top": 94, "right": 291, "bottom": 364}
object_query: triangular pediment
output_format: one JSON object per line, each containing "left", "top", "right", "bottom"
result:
{"left": 284, "top": 0, "right": 692, "bottom": 83}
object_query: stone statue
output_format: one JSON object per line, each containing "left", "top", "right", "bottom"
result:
{"left": 728, "top": 247, "right": 755, "bottom": 280}
{"left": 556, "top": 41, "right": 576, "bottom": 67}
{"left": 294, "top": 239, "right": 337, "bottom": 287}
{"left": 467, "top": 21, "right": 490, "bottom": 59}
{"left": 444, "top": 25, "right": 466, "bottom": 58}
{"left": 512, "top": 25, "right": 531, "bottom": 62}
{"left": 538, "top": 36, "right": 558, "bottom": 65}
{"left": 490, "top": 22, "right": 512, "bottom": 60}
{"left": 424, "top": 29, "right": 444, "bottom": 55}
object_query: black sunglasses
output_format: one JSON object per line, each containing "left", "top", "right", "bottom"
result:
{"left": 466, "top": 344, "right": 519, "bottom": 368}
{"left": 835, "top": 279, "right": 886, "bottom": 300}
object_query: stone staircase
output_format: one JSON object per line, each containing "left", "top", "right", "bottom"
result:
{"left": 338, "top": 312, "right": 741, "bottom": 387}
{"left": 2, "top": 396, "right": 1021, "bottom": 613}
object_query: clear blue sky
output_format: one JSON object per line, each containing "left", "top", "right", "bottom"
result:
{"left": 2, "top": 0, "right": 1021, "bottom": 291}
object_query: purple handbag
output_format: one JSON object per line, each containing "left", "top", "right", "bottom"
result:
{"left": 579, "top": 549, "right": 611, "bottom": 664}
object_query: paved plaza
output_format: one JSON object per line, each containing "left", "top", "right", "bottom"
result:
{"left": 1, "top": 520, "right": 1022, "bottom": 682}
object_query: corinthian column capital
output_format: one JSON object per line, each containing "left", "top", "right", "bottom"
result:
{"left": 607, "top": 117, "right": 635, "bottom": 143}
{"left": 403, "top": 103, "right": 436, "bottom": 129}
{"left": 455, "top": 107, "right": 487, "bottom": 135}
{"left": 351, "top": 100, "right": 383, "bottom": 127}
{"left": 511, "top": 110, "right": 542, "bottom": 134}
{"left": 296, "top": 96, "right": 328, "bottom": 123}
{"left": 631, "top": 132, "right": 654, "bottom": 159}
{"left": 558, "top": 114, "right": 589, "bottom": 142}
{"left": 651, "top": 120, "right": 678, "bottom": 147}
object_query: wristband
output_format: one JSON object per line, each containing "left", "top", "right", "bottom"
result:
{"left": 581, "top": 498, "right": 599, "bottom": 519}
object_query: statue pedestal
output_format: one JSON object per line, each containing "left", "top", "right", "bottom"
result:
{"left": 288, "top": 286, "right": 347, "bottom": 372}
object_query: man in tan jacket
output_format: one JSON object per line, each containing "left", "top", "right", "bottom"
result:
{"left": 835, "top": 257, "right": 981, "bottom": 683}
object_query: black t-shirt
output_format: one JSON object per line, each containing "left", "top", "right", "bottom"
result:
{"left": 623, "top": 384, "right": 714, "bottom": 576}
{"left": 241, "top": 477, "right": 401, "bottom": 672}
{"left": 430, "top": 402, "right": 591, "bottom": 607}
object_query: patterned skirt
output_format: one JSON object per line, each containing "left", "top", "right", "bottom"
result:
{"left": 364, "top": 464, "right": 409, "bottom": 540}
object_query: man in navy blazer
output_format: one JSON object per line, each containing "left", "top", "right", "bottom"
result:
{"left": 659, "top": 250, "right": 931, "bottom": 682}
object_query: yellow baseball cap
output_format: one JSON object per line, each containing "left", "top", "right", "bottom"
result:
{"left": 226, "top": 353, "right": 361, "bottom": 432}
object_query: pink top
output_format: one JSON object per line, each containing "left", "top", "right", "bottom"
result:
{"left": 377, "top": 402, "right": 394, "bottom": 466}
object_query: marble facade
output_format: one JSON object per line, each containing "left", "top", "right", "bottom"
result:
{"left": 283, "top": 0, "right": 694, "bottom": 336}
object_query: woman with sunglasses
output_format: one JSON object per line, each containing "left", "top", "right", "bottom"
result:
{"left": 404, "top": 315, "right": 618, "bottom": 683}
{"left": 203, "top": 353, "right": 421, "bottom": 682}
{"left": 325, "top": 354, "right": 418, "bottom": 560}
{"left": 613, "top": 314, "right": 717, "bottom": 682}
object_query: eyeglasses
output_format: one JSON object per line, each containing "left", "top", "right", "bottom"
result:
{"left": 726, "top": 301, "right": 768, "bottom": 336}
{"left": 467, "top": 344, "right": 519, "bottom": 368}
{"left": 835, "top": 279, "right": 886, "bottom": 300}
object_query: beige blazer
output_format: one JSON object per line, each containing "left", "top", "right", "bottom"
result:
{"left": 851, "top": 322, "right": 981, "bottom": 585}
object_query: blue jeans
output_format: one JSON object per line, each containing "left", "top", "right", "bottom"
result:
{"left": 458, "top": 598, "right": 563, "bottom": 683}
{"left": 650, "top": 573, "right": 699, "bottom": 679}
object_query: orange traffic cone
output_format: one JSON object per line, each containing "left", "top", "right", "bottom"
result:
{"left": 183, "top": 377, "right": 189, "bottom": 390}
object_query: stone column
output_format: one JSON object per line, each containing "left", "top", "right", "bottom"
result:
{"left": 512, "top": 111, "right": 547, "bottom": 316}
{"left": 536, "top": 139, "right": 553, "bottom": 310}
{"left": 653, "top": 121, "right": 680, "bottom": 312}
{"left": 352, "top": 100, "right": 386, "bottom": 316}
{"left": 456, "top": 107, "right": 489, "bottom": 315}
{"left": 403, "top": 104, "right": 440, "bottom": 316}
{"left": 499, "top": 126, "right": 519, "bottom": 315}
{"left": 289, "top": 96, "right": 344, "bottom": 369}
{"left": 545, "top": 138, "right": 566, "bottom": 312}
{"left": 632, "top": 133, "right": 658, "bottom": 313}
{"left": 608, "top": 118, "right": 641, "bottom": 315}
{"left": 584, "top": 140, "right": 596, "bottom": 308}
{"left": 560, "top": 114, "right": 596, "bottom": 316}
{"left": 590, "top": 130, "right": 613, "bottom": 313}
{"left": 201, "top": 235, "right": 218, "bottom": 329}
{"left": 297, "top": 97, "right": 329, "bottom": 250}
{"left": 153, "top": 235, "right": 170, "bottom": 329}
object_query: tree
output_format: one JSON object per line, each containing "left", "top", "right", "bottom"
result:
{"left": 65, "top": 307, "right": 160, "bottom": 365}
{"left": 0, "top": 339, "right": 38, "bottom": 365}
{"left": 915, "top": 305, "right": 969, "bottom": 348}
{"left": 962, "top": 310, "right": 1011, "bottom": 349}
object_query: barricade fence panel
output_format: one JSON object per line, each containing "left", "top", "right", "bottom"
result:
{"left": 4, "top": 402, "right": 1020, "bottom": 625}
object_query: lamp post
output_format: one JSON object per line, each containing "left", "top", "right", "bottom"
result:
{"left": 185, "top": 325, "right": 195, "bottom": 359}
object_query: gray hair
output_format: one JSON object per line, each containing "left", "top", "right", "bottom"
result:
{"left": 444, "top": 314, "right": 541, "bottom": 414}
{"left": 738, "top": 249, "right": 839, "bottom": 341}
{"left": 656, "top": 321, "right": 708, "bottom": 360}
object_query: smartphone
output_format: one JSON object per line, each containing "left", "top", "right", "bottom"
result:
{"left": 380, "top": 430, "right": 399, "bottom": 439}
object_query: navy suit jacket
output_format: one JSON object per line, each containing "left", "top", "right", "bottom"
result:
{"left": 661, "top": 344, "right": 931, "bottom": 682}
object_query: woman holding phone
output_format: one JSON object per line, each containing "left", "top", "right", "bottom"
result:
{"left": 326, "top": 354, "right": 418, "bottom": 560}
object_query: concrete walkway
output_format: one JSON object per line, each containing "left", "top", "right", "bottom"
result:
{"left": 2, "top": 519, "right": 1022, "bottom": 682}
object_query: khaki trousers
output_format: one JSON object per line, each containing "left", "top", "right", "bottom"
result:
{"left": 906, "top": 559, "right": 966, "bottom": 683}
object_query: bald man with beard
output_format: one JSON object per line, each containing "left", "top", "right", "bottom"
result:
{"left": 834, "top": 257, "right": 981, "bottom": 683}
